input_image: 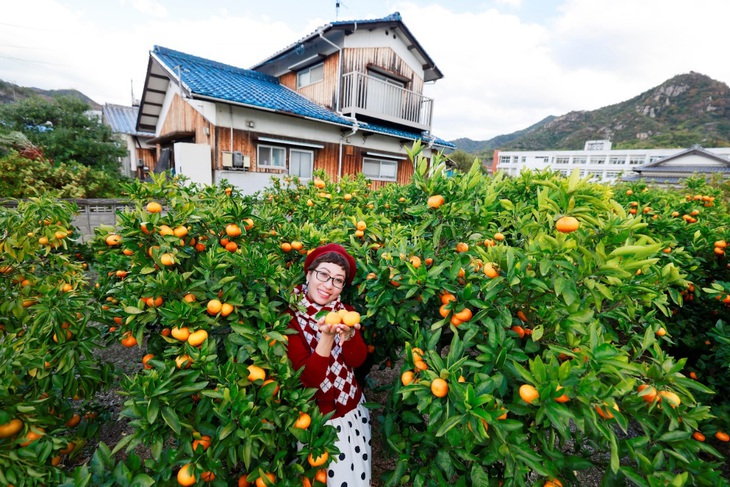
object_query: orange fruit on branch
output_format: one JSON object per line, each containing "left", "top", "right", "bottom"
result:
{"left": 519, "top": 384, "right": 539, "bottom": 404}
{"left": 120, "top": 332, "right": 137, "bottom": 347}
{"left": 294, "top": 412, "right": 312, "bottom": 430}
{"left": 555, "top": 216, "right": 579, "bottom": 233}
{"left": 146, "top": 201, "right": 162, "bottom": 213}
{"left": 308, "top": 451, "right": 329, "bottom": 467}
{"left": 247, "top": 364, "right": 266, "bottom": 382}
{"left": 0, "top": 418, "right": 23, "bottom": 438}
{"left": 177, "top": 464, "right": 196, "bottom": 486}
{"left": 431, "top": 378, "right": 449, "bottom": 398}
{"left": 206, "top": 299, "right": 223, "bottom": 315}
{"left": 171, "top": 327, "right": 190, "bottom": 342}
{"left": 427, "top": 194, "right": 445, "bottom": 209}
{"left": 187, "top": 329, "right": 208, "bottom": 347}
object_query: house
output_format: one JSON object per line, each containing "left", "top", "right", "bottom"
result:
{"left": 493, "top": 140, "right": 730, "bottom": 184}
{"left": 623, "top": 145, "right": 730, "bottom": 186}
{"left": 102, "top": 103, "right": 156, "bottom": 178}
{"left": 135, "top": 12, "right": 454, "bottom": 192}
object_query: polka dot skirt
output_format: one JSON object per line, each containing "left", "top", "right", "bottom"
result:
{"left": 326, "top": 397, "right": 371, "bottom": 486}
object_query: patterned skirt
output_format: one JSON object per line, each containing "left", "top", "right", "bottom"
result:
{"left": 325, "top": 398, "right": 371, "bottom": 486}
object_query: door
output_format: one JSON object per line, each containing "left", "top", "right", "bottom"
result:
{"left": 289, "top": 149, "right": 313, "bottom": 181}
{"left": 174, "top": 143, "right": 212, "bottom": 186}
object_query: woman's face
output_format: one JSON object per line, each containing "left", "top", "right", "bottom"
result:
{"left": 306, "top": 262, "right": 346, "bottom": 305}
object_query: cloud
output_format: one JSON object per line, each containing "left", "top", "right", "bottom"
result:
{"left": 128, "top": 0, "right": 168, "bottom": 18}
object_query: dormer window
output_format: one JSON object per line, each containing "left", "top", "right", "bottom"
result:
{"left": 297, "top": 63, "right": 324, "bottom": 88}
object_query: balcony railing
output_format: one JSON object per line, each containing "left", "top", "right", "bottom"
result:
{"left": 340, "top": 71, "right": 433, "bottom": 131}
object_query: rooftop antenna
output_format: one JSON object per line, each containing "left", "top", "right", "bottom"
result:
{"left": 336, "top": 0, "right": 340, "bottom": 20}
{"left": 130, "top": 79, "right": 135, "bottom": 106}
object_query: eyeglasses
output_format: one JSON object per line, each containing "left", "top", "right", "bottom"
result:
{"left": 310, "top": 269, "right": 346, "bottom": 289}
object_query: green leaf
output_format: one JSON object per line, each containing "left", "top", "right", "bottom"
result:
{"left": 610, "top": 434, "right": 619, "bottom": 473}
{"left": 435, "top": 414, "right": 464, "bottom": 437}
{"left": 160, "top": 406, "right": 180, "bottom": 435}
{"left": 147, "top": 398, "right": 159, "bottom": 424}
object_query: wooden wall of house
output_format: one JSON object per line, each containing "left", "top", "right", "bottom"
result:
{"left": 280, "top": 53, "right": 340, "bottom": 111}
{"left": 136, "top": 148, "right": 157, "bottom": 171}
{"left": 160, "top": 95, "right": 208, "bottom": 139}
{"left": 209, "top": 128, "right": 412, "bottom": 187}
{"left": 340, "top": 145, "right": 413, "bottom": 189}
{"left": 342, "top": 47, "right": 424, "bottom": 93}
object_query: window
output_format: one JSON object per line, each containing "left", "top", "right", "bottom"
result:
{"left": 573, "top": 157, "right": 587, "bottom": 164}
{"left": 587, "top": 170, "right": 602, "bottom": 180}
{"left": 605, "top": 171, "right": 621, "bottom": 179}
{"left": 363, "top": 157, "right": 398, "bottom": 181}
{"left": 499, "top": 156, "right": 511, "bottom": 165}
{"left": 257, "top": 145, "right": 286, "bottom": 168}
{"left": 609, "top": 156, "right": 626, "bottom": 165}
{"left": 649, "top": 156, "right": 663, "bottom": 164}
{"left": 289, "top": 149, "right": 313, "bottom": 179}
{"left": 560, "top": 169, "right": 570, "bottom": 176}
{"left": 629, "top": 155, "right": 645, "bottom": 165}
{"left": 591, "top": 156, "right": 606, "bottom": 165}
{"left": 555, "top": 157, "right": 570, "bottom": 164}
{"left": 297, "top": 63, "right": 324, "bottom": 89}
{"left": 521, "top": 156, "right": 526, "bottom": 162}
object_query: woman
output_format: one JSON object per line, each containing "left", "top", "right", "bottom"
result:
{"left": 287, "top": 243, "right": 371, "bottom": 486}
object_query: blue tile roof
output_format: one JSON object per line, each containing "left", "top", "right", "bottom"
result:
{"left": 151, "top": 46, "right": 453, "bottom": 149}
{"left": 153, "top": 46, "right": 349, "bottom": 126}
{"left": 103, "top": 104, "right": 154, "bottom": 136}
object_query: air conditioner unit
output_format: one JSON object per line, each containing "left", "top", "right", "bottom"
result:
{"left": 222, "top": 151, "right": 233, "bottom": 168}
{"left": 222, "top": 151, "right": 249, "bottom": 170}
{"left": 232, "top": 151, "right": 244, "bottom": 168}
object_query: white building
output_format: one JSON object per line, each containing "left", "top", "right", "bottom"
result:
{"left": 492, "top": 140, "right": 730, "bottom": 184}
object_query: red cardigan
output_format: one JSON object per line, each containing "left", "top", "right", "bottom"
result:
{"left": 286, "top": 307, "right": 368, "bottom": 418}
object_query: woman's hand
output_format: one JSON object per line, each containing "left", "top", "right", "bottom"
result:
{"left": 335, "top": 323, "right": 360, "bottom": 343}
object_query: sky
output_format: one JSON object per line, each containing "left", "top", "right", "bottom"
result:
{"left": 2, "top": 0, "right": 730, "bottom": 142}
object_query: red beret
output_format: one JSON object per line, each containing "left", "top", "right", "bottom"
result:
{"left": 304, "top": 243, "right": 357, "bottom": 285}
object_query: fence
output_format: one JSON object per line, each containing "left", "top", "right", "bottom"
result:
{"left": 1, "top": 199, "right": 132, "bottom": 242}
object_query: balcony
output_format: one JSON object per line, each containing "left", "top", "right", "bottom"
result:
{"left": 340, "top": 71, "right": 433, "bottom": 131}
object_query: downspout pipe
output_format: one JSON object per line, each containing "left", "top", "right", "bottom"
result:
{"left": 338, "top": 118, "right": 359, "bottom": 181}
{"left": 317, "top": 27, "right": 350, "bottom": 181}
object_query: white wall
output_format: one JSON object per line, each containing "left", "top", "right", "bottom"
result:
{"left": 344, "top": 27, "right": 425, "bottom": 79}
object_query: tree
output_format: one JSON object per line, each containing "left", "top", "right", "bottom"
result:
{"left": 448, "top": 149, "right": 484, "bottom": 173}
{"left": 0, "top": 95, "right": 126, "bottom": 170}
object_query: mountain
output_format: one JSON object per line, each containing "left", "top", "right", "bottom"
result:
{"left": 451, "top": 116, "right": 556, "bottom": 154}
{"left": 0, "top": 80, "right": 101, "bottom": 110}
{"left": 453, "top": 72, "right": 730, "bottom": 154}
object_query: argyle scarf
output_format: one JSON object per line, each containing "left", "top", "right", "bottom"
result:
{"left": 293, "top": 284, "right": 358, "bottom": 406}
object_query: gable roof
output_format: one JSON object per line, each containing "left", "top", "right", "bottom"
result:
{"left": 251, "top": 12, "right": 443, "bottom": 82}
{"left": 137, "top": 46, "right": 454, "bottom": 149}
{"left": 103, "top": 104, "right": 153, "bottom": 137}
{"left": 635, "top": 145, "right": 730, "bottom": 169}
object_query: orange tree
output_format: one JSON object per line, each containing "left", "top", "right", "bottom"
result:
{"left": 612, "top": 176, "right": 730, "bottom": 448}
{"left": 0, "top": 195, "right": 112, "bottom": 487}
{"left": 350, "top": 160, "right": 726, "bottom": 486}
{"left": 78, "top": 174, "right": 339, "bottom": 486}
{"left": 83, "top": 152, "right": 729, "bottom": 486}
